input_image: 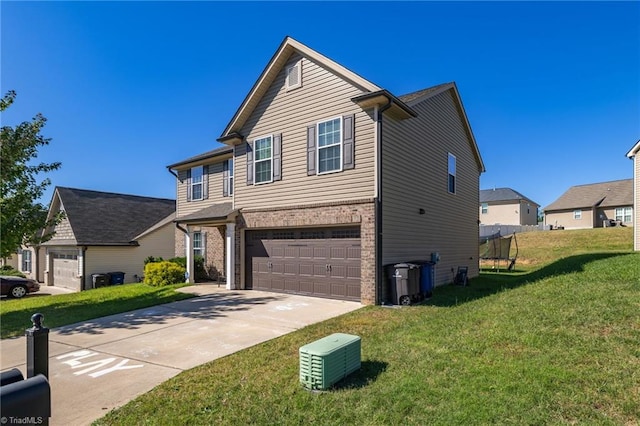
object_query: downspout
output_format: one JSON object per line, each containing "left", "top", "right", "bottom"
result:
{"left": 81, "top": 246, "right": 87, "bottom": 290}
{"left": 167, "top": 167, "right": 178, "bottom": 178}
{"left": 376, "top": 97, "right": 393, "bottom": 305}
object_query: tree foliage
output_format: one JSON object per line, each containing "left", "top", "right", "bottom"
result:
{"left": 1, "top": 90, "right": 62, "bottom": 258}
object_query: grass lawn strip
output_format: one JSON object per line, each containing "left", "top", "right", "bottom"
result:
{"left": 0, "top": 283, "right": 195, "bottom": 339}
{"left": 95, "top": 228, "right": 639, "bottom": 425}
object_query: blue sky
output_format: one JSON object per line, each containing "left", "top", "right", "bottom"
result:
{"left": 2, "top": 1, "right": 639, "bottom": 210}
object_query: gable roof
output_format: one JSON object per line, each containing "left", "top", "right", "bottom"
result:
{"left": 480, "top": 188, "right": 538, "bottom": 206}
{"left": 544, "top": 179, "right": 633, "bottom": 211}
{"left": 398, "top": 82, "right": 485, "bottom": 173}
{"left": 214, "top": 36, "right": 485, "bottom": 173}
{"left": 46, "top": 187, "right": 176, "bottom": 246}
{"left": 627, "top": 140, "right": 640, "bottom": 158}
{"left": 218, "top": 36, "right": 418, "bottom": 141}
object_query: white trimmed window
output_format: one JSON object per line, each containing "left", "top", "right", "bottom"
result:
{"left": 254, "top": 135, "right": 273, "bottom": 184}
{"left": 481, "top": 203, "right": 488, "bottom": 214}
{"left": 193, "top": 232, "right": 204, "bottom": 258}
{"left": 286, "top": 60, "right": 302, "bottom": 91}
{"left": 191, "top": 166, "right": 204, "bottom": 200}
{"left": 615, "top": 207, "right": 632, "bottom": 223}
{"left": 448, "top": 153, "right": 456, "bottom": 194}
{"left": 574, "top": 210, "right": 582, "bottom": 219}
{"left": 22, "top": 250, "right": 32, "bottom": 273}
{"left": 317, "top": 117, "right": 342, "bottom": 174}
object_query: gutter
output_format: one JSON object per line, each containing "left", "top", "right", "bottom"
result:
{"left": 375, "top": 96, "right": 393, "bottom": 305}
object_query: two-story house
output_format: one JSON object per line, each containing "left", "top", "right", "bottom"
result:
{"left": 168, "top": 37, "right": 485, "bottom": 305}
{"left": 479, "top": 188, "right": 539, "bottom": 226}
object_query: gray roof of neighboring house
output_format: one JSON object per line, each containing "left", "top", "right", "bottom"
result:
{"left": 167, "top": 145, "right": 233, "bottom": 170}
{"left": 480, "top": 188, "right": 539, "bottom": 206}
{"left": 544, "top": 179, "right": 633, "bottom": 211}
{"left": 49, "top": 187, "right": 176, "bottom": 246}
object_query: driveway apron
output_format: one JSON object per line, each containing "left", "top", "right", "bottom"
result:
{"left": 0, "top": 287, "right": 361, "bottom": 426}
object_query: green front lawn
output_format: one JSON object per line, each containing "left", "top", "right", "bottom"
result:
{"left": 0, "top": 283, "right": 195, "bottom": 339}
{"left": 96, "top": 228, "right": 639, "bottom": 425}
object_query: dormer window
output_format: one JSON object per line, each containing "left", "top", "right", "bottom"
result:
{"left": 286, "top": 60, "right": 302, "bottom": 91}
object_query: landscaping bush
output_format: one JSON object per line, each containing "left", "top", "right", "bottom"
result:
{"left": 0, "top": 266, "right": 26, "bottom": 277}
{"left": 168, "top": 256, "right": 208, "bottom": 282}
{"left": 144, "top": 256, "right": 164, "bottom": 265}
{"left": 143, "top": 261, "right": 186, "bottom": 287}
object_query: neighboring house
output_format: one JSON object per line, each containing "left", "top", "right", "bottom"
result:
{"left": 627, "top": 140, "right": 640, "bottom": 251}
{"left": 168, "top": 36, "right": 485, "bottom": 305}
{"left": 18, "top": 187, "right": 176, "bottom": 291}
{"left": 544, "top": 179, "right": 634, "bottom": 229}
{"left": 479, "top": 188, "right": 539, "bottom": 225}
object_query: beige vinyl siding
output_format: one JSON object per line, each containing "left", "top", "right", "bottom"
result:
{"left": 481, "top": 201, "right": 538, "bottom": 225}
{"left": 545, "top": 209, "right": 594, "bottom": 229}
{"left": 83, "top": 223, "right": 175, "bottom": 289}
{"left": 381, "top": 89, "right": 481, "bottom": 286}
{"left": 235, "top": 54, "right": 376, "bottom": 209}
{"left": 176, "top": 160, "right": 230, "bottom": 217}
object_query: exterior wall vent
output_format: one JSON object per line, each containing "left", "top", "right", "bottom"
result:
{"left": 286, "top": 60, "right": 302, "bottom": 91}
{"left": 299, "top": 333, "right": 361, "bottom": 390}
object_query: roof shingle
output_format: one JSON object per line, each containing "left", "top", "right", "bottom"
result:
{"left": 544, "top": 179, "right": 633, "bottom": 211}
{"left": 49, "top": 187, "right": 176, "bottom": 246}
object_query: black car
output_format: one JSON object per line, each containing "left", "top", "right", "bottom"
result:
{"left": 1, "top": 275, "right": 41, "bottom": 298}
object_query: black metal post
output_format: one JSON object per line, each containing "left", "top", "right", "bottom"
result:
{"left": 25, "top": 313, "right": 49, "bottom": 380}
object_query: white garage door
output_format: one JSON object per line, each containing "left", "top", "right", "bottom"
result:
{"left": 52, "top": 251, "right": 81, "bottom": 291}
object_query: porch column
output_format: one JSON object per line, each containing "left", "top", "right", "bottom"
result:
{"left": 185, "top": 227, "right": 194, "bottom": 284}
{"left": 225, "top": 222, "right": 235, "bottom": 290}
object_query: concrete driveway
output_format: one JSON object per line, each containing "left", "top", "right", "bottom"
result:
{"left": 0, "top": 285, "right": 361, "bottom": 426}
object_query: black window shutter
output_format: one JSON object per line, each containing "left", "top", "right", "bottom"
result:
{"left": 273, "top": 133, "right": 282, "bottom": 181}
{"left": 343, "top": 114, "right": 355, "bottom": 170}
{"left": 202, "top": 165, "right": 209, "bottom": 199}
{"left": 223, "top": 160, "right": 229, "bottom": 196}
{"left": 246, "top": 142, "right": 254, "bottom": 185}
{"left": 307, "top": 125, "right": 316, "bottom": 175}
{"left": 186, "top": 169, "right": 192, "bottom": 201}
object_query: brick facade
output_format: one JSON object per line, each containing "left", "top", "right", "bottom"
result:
{"left": 238, "top": 199, "right": 376, "bottom": 304}
{"left": 174, "top": 226, "right": 226, "bottom": 281}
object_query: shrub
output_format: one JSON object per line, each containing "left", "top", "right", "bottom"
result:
{"left": 143, "top": 261, "right": 186, "bottom": 287}
{"left": 0, "top": 267, "right": 26, "bottom": 278}
{"left": 168, "top": 256, "right": 208, "bottom": 282}
{"left": 144, "top": 256, "right": 164, "bottom": 265}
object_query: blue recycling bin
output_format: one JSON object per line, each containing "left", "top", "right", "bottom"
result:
{"left": 419, "top": 262, "right": 434, "bottom": 297}
{"left": 108, "top": 272, "right": 125, "bottom": 285}
{"left": 409, "top": 261, "right": 434, "bottom": 298}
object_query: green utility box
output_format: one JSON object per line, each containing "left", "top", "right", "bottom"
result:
{"left": 299, "top": 333, "right": 361, "bottom": 390}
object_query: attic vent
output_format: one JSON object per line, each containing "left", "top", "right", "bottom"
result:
{"left": 286, "top": 60, "right": 302, "bottom": 91}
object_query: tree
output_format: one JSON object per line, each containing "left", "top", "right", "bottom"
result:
{"left": 1, "top": 90, "right": 63, "bottom": 259}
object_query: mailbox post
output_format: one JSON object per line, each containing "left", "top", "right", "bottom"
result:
{"left": 26, "top": 313, "right": 49, "bottom": 379}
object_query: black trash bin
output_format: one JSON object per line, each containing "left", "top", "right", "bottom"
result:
{"left": 387, "top": 263, "right": 420, "bottom": 305}
{"left": 91, "top": 273, "right": 109, "bottom": 289}
{"left": 108, "top": 272, "right": 125, "bottom": 285}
